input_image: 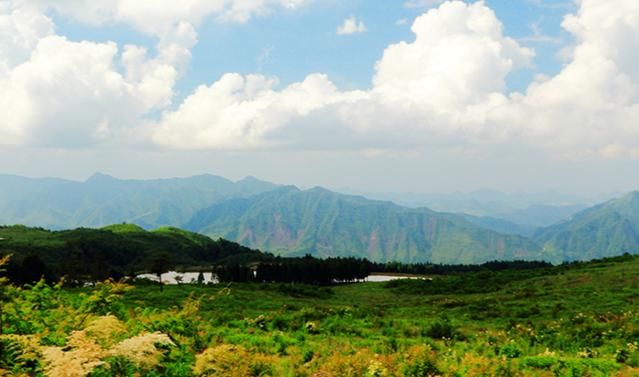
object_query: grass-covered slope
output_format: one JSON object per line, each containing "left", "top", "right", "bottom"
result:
{"left": 4, "top": 253, "right": 639, "bottom": 375}
{"left": 534, "top": 191, "right": 639, "bottom": 261}
{"left": 186, "top": 186, "right": 541, "bottom": 264}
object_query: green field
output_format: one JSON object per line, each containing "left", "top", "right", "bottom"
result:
{"left": 2, "top": 254, "right": 639, "bottom": 376}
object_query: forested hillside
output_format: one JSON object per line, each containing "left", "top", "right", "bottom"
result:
{"left": 186, "top": 186, "right": 541, "bottom": 264}
{"left": 534, "top": 191, "right": 639, "bottom": 260}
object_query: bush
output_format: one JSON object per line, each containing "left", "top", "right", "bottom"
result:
{"left": 520, "top": 355, "right": 558, "bottom": 369}
{"left": 402, "top": 345, "right": 441, "bottom": 377}
{"left": 499, "top": 342, "right": 522, "bottom": 359}
{"left": 425, "top": 320, "right": 455, "bottom": 340}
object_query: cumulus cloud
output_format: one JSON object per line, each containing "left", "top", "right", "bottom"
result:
{"left": 0, "top": 35, "right": 177, "bottom": 147}
{"left": 152, "top": 0, "right": 639, "bottom": 159}
{"left": 35, "top": 0, "right": 308, "bottom": 33}
{"left": 2, "top": 0, "right": 638, "bottom": 160}
{"left": 0, "top": 0, "right": 309, "bottom": 147}
{"left": 489, "top": 0, "right": 639, "bottom": 155}
{"left": 153, "top": 1, "right": 534, "bottom": 149}
{"left": 336, "top": 17, "right": 367, "bottom": 35}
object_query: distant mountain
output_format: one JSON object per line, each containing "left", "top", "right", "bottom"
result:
{"left": 185, "top": 186, "right": 541, "bottom": 264}
{"left": 345, "top": 189, "right": 597, "bottom": 228}
{"left": 534, "top": 192, "right": 639, "bottom": 261}
{"left": 4, "top": 172, "right": 637, "bottom": 264}
{"left": 0, "top": 173, "right": 278, "bottom": 229}
{"left": 461, "top": 215, "right": 537, "bottom": 237}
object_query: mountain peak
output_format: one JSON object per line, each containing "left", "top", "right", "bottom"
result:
{"left": 86, "top": 172, "right": 116, "bottom": 183}
{"left": 238, "top": 175, "right": 260, "bottom": 182}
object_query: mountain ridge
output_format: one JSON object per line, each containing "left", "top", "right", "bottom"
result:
{"left": 186, "top": 185, "right": 542, "bottom": 264}
{"left": 534, "top": 191, "right": 639, "bottom": 260}
{"left": 1, "top": 173, "right": 638, "bottom": 264}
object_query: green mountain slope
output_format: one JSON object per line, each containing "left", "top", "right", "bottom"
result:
{"left": 0, "top": 173, "right": 278, "bottom": 230}
{"left": 534, "top": 191, "right": 639, "bottom": 260}
{"left": 185, "top": 186, "right": 541, "bottom": 264}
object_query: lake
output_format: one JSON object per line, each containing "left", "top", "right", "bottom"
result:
{"left": 136, "top": 272, "right": 424, "bottom": 285}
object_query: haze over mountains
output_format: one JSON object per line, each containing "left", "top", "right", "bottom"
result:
{"left": 0, "top": 173, "right": 277, "bottom": 230}
{"left": 0, "top": 173, "right": 636, "bottom": 264}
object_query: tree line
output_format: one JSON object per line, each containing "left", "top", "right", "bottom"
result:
{"left": 216, "top": 255, "right": 372, "bottom": 285}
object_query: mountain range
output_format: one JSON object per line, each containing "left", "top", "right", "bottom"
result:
{"left": 0, "top": 173, "right": 277, "bottom": 229}
{"left": 184, "top": 186, "right": 539, "bottom": 264}
{"left": 0, "top": 173, "right": 637, "bottom": 264}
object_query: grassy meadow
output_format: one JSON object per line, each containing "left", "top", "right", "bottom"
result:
{"left": 1, "top": 254, "right": 639, "bottom": 376}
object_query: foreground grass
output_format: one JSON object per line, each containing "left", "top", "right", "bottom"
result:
{"left": 2, "top": 255, "right": 639, "bottom": 376}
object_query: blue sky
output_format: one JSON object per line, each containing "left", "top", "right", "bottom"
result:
{"left": 54, "top": 0, "right": 575, "bottom": 102}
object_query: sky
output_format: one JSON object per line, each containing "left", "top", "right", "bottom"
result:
{"left": 1, "top": 0, "right": 638, "bottom": 195}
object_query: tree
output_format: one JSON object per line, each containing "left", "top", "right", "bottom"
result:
{"left": 150, "top": 253, "right": 173, "bottom": 291}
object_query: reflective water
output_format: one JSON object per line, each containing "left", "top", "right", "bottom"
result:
{"left": 136, "top": 272, "right": 423, "bottom": 285}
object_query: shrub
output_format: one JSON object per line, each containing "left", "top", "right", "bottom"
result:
{"left": 402, "top": 345, "right": 441, "bottom": 377}
{"left": 425, "top": 320, "right": 455, "bottom": 340}
{"left": 499, "top": 342, "right": 522, "bottom": 359}
{"left": 193, "top": 344, "right": 276, "bottom": 377}
{"left": 520, "top": 355, "right": 558, "bottom": 369}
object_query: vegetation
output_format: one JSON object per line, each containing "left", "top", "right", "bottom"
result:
{"left": 1, "top": 253, "right": 639, "bottom": 376}
{"left": 2, "top": 173, "right": 639, "bottom": 265}
{"left": 0, "top": 225, "right": 265, "bottom": 284}
{"left": 186, "top": 186, "right": 541, "bottom": 264}
{"left": 0, "top": 225, "right": 558, "bottom": 287}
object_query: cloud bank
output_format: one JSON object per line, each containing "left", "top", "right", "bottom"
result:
{"left": 1, "top": 0, "right": 638, "bottom": 160}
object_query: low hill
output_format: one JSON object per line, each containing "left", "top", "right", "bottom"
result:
{"left": 0, "top": 225, "right": 264, "bottom": 282}
{"left": 534, "top": 191, "right": 639, "bottom": 260}
{"left": 185, "top": 186, "right": 541, "bottom": 264}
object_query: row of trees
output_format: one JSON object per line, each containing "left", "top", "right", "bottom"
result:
{"left": 2, "top": 250, "right": 553, "bottom": 287}
{"left": 215, "top": 256, "right": 372, "bottom": 285}
{"left": 370, "top": 260, "right": 552, "bottom": 275}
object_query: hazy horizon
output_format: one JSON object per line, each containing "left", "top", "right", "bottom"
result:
{"left": 0, "top": 170, "right": 625, "bottom": 202}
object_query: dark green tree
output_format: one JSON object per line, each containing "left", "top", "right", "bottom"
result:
{"left": 150, "top": 252, "right": 173, "bottom": 291}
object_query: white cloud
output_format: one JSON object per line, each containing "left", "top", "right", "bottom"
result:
{"left": 35, "top": 0, "right": 309, "bottom": 34}
{"left": 154, "top": 1, "right": 533, "bottom": 149}
{"left": 0, "top": 0, "right": 309, "bottom": 147}
{"left": 374, "top": 1, "right": 533, "bottom": 110}
{"left": 0, "top": 35, "right": 177, "bottom": 147}
{"left": 2, "top": 0, "right": 639, "bottom": 162}
{"left": 153, "top": 74, "right": 367, "bottom": 149}
{"left": 489, "top": 0, "right": 639, "bottom": 155}
{"left": 150, "top": 0, "right": 639, "bottom": 159}
{"left": 0, "top": 3, "right": 54, "bottom": 70}
{"left": 336, "top": 16, "right": 367, "bottom": 35}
